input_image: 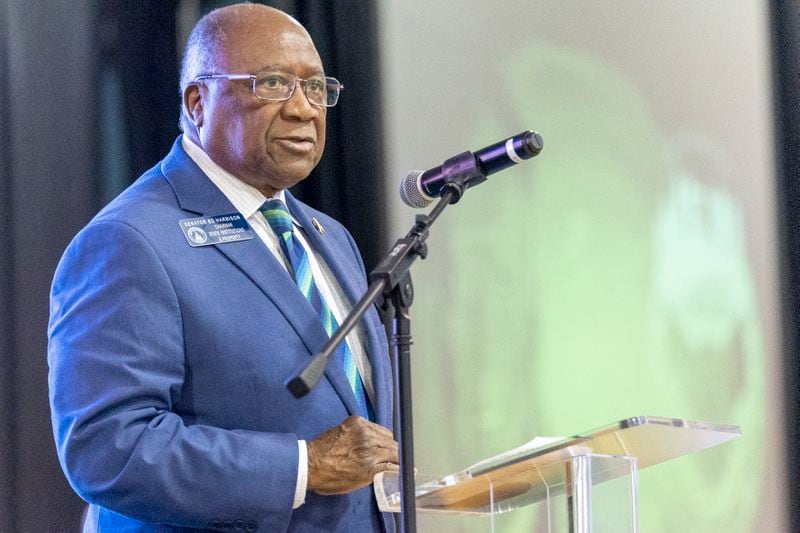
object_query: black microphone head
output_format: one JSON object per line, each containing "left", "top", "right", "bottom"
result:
{"left": 399, "top": 170, "right": 432, "bottom": 208}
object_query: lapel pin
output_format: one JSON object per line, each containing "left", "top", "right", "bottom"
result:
{"left": 311, "top": 217, "right": 325, "bottom": 235}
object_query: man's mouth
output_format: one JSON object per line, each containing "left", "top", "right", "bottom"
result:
{"left": 274, "top": 136, "right": 316, "bottom": 154}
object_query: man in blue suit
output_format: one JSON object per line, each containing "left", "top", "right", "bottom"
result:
{"left": 48, "top": 4, "right": 398, "bottom": 531}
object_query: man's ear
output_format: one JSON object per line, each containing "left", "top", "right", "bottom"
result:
{"left": 183, "top": 84, "right": 204, "bottom": 128}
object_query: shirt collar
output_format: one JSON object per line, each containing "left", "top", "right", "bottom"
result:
{"left": 181, "top": 135, "right": 292, "bottom": 221}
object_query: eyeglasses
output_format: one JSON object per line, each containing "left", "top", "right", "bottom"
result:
{"left": 193, "top": 70, "right": 343, "bottom": 107}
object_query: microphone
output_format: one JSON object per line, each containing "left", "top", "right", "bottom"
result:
{"left": 399, "top": 130, "right": 543, "bottom": 208}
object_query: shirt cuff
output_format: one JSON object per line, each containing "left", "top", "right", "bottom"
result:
{"left": 293, "top": 440, "right": 308, "bottom": 509}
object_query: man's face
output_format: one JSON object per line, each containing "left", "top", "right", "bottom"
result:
{"left": 194, "top": 15, "right": 327, "bottom": 196}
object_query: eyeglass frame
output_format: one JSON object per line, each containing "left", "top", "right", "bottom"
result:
{"left": 192, "top": 71, "right": 344, "bottom": 108}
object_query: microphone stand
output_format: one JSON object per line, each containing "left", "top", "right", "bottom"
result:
{"left": 285, "top": 151, "right": 483, "bottom": 533}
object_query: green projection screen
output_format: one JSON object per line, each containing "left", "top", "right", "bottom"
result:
{"left": 380, "top": 2, "right": 784, "bottom": 531}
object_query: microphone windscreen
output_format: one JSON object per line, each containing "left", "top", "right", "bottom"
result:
{"left": 398, "top": 170, "right": 432, "bottom": 208}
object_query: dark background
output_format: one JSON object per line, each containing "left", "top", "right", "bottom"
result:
{"left": 1, "top": 1, "right": 798, "bottom": 531}
{"left": 772, "top": 0, "right": 800, "bottom": 528}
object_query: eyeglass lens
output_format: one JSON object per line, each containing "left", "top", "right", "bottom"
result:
{"left": 253, "top": 72, "right": 340, "bottom": 106}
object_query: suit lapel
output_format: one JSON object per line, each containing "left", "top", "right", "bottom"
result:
{"left": 287, "top": 193, "right": 392, "bottom": 426}
{"left": 161, "top": 138, "right": 362, "bottom": 417}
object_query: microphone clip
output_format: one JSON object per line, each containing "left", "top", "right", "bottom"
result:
{"left": 436, "top": 150, "right": 486, "bottom": 205}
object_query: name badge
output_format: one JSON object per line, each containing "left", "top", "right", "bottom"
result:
{"left": 179, "top": 213, "right": 254, "bottom": 247}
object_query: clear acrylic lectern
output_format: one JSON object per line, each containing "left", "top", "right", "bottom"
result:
{"left": 374, "top": 416, "right": 740, "bottom": 532}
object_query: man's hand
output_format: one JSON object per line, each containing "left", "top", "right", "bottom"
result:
{"left": 307, "top": 416, "right": 399, "bottom": 495}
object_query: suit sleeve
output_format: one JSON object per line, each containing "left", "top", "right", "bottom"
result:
{"left": 48, "top": 220, "right": 298, "bottom": 531}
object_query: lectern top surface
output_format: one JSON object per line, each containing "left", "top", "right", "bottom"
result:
{"left": 465, "top": 415, "right": 740, "bottom": 478}
{"left": 374, "top": 416, "right": 741, "bottom": 515}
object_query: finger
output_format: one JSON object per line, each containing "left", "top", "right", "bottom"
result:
{"left": 365, "top": 433, "right": 398, "bottom": 448}
{"left": 351, "top": 421, "right": 398, "bottom": 449}
{"left": 342, "top": 417, "right": 395, "bottom": 446}
{"left": 356, "top": 417, "right": 395, "bottom": 438}
{"left": 368, "top": 421, "right": 395, "bottom": 435}
{"left": 368, "top": 446, "right": 399, "bottom": 466}
{"left": 368, "top": 461, "right": 400, "bottom": 478}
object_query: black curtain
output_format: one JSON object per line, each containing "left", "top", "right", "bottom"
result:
{"left": 771, "top": 1, "right": 800, "bottom": 531}
{"left": 0, "top": 1, "right": 386, "bottom": 530}
{"left": 0, "top": 2, "right": 16, "bottom": 530}
{"left": 98, "top": 0, "right": 183, "bottom": 189}
{"left": 2, "top": 1, "right": 100, "bottom": 530}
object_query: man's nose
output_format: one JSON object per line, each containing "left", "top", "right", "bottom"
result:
{"left": 281, "top": 84, "right": 321, "bottom": 120}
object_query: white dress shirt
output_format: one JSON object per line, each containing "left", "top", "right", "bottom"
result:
{"left": 182, "top": 136, "right": 375, "bottom": 509}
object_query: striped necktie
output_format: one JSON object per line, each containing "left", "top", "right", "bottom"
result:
{"left": 260, "top": 198, "right": 373, "bottom": 420}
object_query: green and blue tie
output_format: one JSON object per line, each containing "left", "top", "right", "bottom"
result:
{"left": 260, "top": 199, "right": 373, "bottom": 420}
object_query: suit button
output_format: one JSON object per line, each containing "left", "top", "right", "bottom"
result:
{"left": 245, "top": 521, "right": 257, "bottom": 531}
{"left": 224, "top": 520, "right": 234, "bottom": 529}
{"left": 234, "top": 520, "right": 244, "bottom": 529}
{"left": 211, "top": 520, "right": 222, "bottom": 529}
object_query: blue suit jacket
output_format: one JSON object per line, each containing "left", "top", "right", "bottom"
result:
{"left": 48, "top": 138, "right": 395, "bottom": 532}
